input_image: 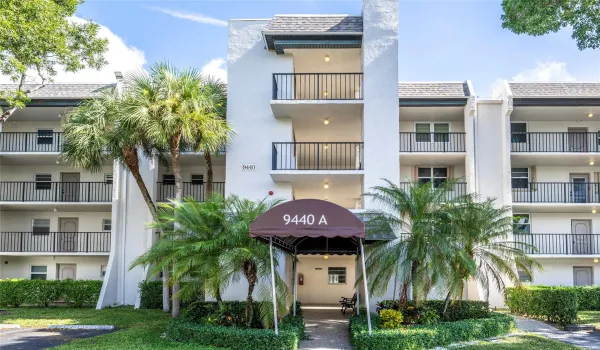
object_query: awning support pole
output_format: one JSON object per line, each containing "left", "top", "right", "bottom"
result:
{"left": 355, "top": 248, "right": 360, "bottom": 315}
{"left": 360, "top": 239, "right": 372, "bottom": 335}
{"left": 270, "top": 237, "right": 279, "bottom": 335}
{"left": 292, "top": 249, "right": 297, "bottom": 317}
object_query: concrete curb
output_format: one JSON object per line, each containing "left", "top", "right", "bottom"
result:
{"left": 0, "top": 324, "right": 20, "bottom": 329}
{"left": 47, "top": 325, "right": 115, "bottom": 330}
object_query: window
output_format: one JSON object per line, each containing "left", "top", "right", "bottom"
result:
{"left": 415, "top": 123, "right": 450, "bottom": 142}
{"left": 30, "top": 266, "right": 47, "bottom": 280}
{"left": 101, "top": 265, "right": 107, "bottom": 278}
{"left": 511, "top": 168, "right": 529, "bottom": 189}
{"left": 102, "top": 219, "right": 111, "bottom": 231}
{"left": 35, "top": 174, "right": 52, "bottom": 190}
{"left": 162, "top": 174, "right": 175, "bottom": 185}
{"left": 328, "top": 267, "right": 346, "bottom": 285}
{"left": 511, "top": 123, "right": 527, "bottom": 143}
{"left": 37, "top": 129, "right": 53, "bottom": 145}
{"left": 32, "top": 219, "right": 51, "bottom": 235}
{"left": 191, "top": 174, "right": 204, "bottom": 185}
{"left": 417, "top": 167, "right": 448, "bottom": 187}
{"left": 513, "top": 214, "right": 530, "bottom": 233}
{"left": 104, "top": 174, "right": 113, "bottom": 184}
{"left": 517, "top": 265, "right": 532, "bottom": 283}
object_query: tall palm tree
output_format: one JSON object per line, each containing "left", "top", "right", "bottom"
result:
{"left": 444, "top": 196, "right": 541, "bottom": 305}
{"left": 223, "top": 195, "right": 289, "bottom": 328}
{"left": 130, "top": 196, "right": 233, "bottom": 303}
{"left": 363, "top": 179, "right": 470, "bottom": 306}
{"left": 61, "top": 88, "right": 171, "bottom": 312}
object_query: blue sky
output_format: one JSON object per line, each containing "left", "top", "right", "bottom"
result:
{"left": 72, "top": 0, "right": 599, "bottom": 95}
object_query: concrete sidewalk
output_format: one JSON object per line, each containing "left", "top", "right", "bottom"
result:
{"left": 0, "top": 327, "right": 114, "bottom": 350}
{"left": 515, "top": 316, "right": 600, "bottom": 349}
{"left": 299, "top": 306, "right": 353, "bottom": 350}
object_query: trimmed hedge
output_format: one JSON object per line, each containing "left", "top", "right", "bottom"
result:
{"left": 570, "top": 286, "right": 600, "bottom": 311}
{"left": 504, "top": 286, "right": 579, "bottom": 325}
{"left": 167, "top": 313, "right": 305, "bottom": 350}
{"left": 183, "top": 300, "right": 265, "bottom": 328}
{"left": 350, "top": 312, "right": 515, "bottom": 350}
{"left": 139, "top": 280, "right": 165, "bottom": 309}
{"left": 0, "top": 279, "right": 102, "bottom": 307}
{"left": 378, "top": 300, "right": 490, "bottom": 321}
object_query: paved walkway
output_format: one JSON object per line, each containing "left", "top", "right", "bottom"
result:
{"left": 0, "top": 328, "right": 114, "bottom": 350}
{"left": 515, "top": 316, "right": 600, "bottom": 349}
{"left": 299, "top": 306, "right": 352, "bottom": 350}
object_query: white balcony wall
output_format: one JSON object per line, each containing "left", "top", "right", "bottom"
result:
{"left": 296, "top": 255, "right": 356, "bottom": 305}
{"left": 0, "top": 165, "right": 112, "bottom": 182}
{"left": 1, "top": 121, "right": 63, "bottom": 132}
{"left": 399, "top": 121, "right": 465, "bottom": 133}
{"left": 528, "top": 259, "right": 600, "bottom": 286}
{"left": 157, "top": 165, "right": 226, "bottom": 182}
{"left": 0, "top": 255, "right": 108, "bottom": 280}
{"left": 519, "top": 121, "right": 600, "bottom": 132}
{"left": 0, "top": 211, "right": 111, "bottom": 232}
{"left": 399, "top": 165, "right": 466, "bottom": 181}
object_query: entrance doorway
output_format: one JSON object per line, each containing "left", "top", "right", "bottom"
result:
{"left": 571, "top": 220, "right": 593, "bottom": 254}
{"left": 296, "top": 255, "right": 356, "bottom": 305}
{"left": 568, "top": 128, "right": 588, "bottom": 152}
{"left": 61, "top": 173, "right": 80, "bottom": 202}
{"left": 59, "top": 218, "right": 78, "bottom": 252}
{"left": 58, "top": 264, "right": 77, "bottom": 280}
{"left": 570, "top": 174, "right": 589, "bottom": 203}
{"left": 573, "top": 267, "right": 593, "bottom": 286}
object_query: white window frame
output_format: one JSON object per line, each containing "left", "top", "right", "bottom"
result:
{"left": 32, "top": 218, "right": 51, "bottom": 235}
{"left": 36, "top": 129, "right": 54, "bottom": 145}
{"left": 34, "top": 174, "right": 52, "bottom": 190}
{"left": 414, "top": 122, "right": 451, "bottom": 143}
{"left": 511, "top": 167, "right": 530, "bottom": 189}
{"left": 510, "top": 122, "right": 528, "bottom": 143}
{"left": 513, "top": 213, "right": 531, "bottom": 234}
{"left": 328, "top": 267, "right": 347, "bottom": 285}
{"left": 30, "top": 265, "right": 48, "bottom": 280}
{"left": 101, "top": 265, "right": 107, "bottom": 278}
{"left": 417, "top": 167, "right": 448, "bottom": 187}
{"left": 102, "top": 219, "right": 111, "bottom": 231}
{"left": 104, "top": 174, "right": 113, "bottom": 184}
{"left": 517, "top": 263, "right": 533, "bottom": 283}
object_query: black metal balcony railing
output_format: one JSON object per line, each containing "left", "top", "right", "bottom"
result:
{"left": 511, "top": 132, "right": 600, "bottom": 152}
{"left": 272, "top": 73, "right": 363, "bottom": 100}
{"left": 399, "top": 182, "right": 467, "bottom": 201}
{"left": 399, "top": 132, "right": 466, "bottom": 152}
{"left": 0, "top": 182, "right": 112, "bottom": 202}
{"left": 0, "top": 232, "right": 110, "bottom": 253}
{"left": 0, "top": 132, "right": 63, "bottom": 152}
{"left": 512, "top": 182, "right": 600, "bottom": 203}
{"left": 156, "top": 182, "right": 225, "bottom": 202}
{"left": 514, "top": 233, "right": 600, "bottom": 255}
{"left": 272, "top": 142, "right": 364, "bottom": 170}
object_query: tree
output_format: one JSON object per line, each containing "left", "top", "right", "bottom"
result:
{"left": 60, "top": 87, "right": 171, "bottom": 312}
{"left": 501, "top": 0, "right": 600, "bottom": 50}
{"left": 363, "top": 180, "right": 467, "bottom": 306}
{"left": 130, "top": 196, "right": 234, "bottom": 303}
{"left": 0, "top": 0, "right": 109, "bottom": 129}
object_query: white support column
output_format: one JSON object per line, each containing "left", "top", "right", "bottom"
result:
{"left": 292, "top": 251, "right": 297, "bottom": 317}
{"left": 360, "top": 239, "right": 372, "bottom": 335}
{"left": 269, "top": 237, "right": 279, "bottom": 335}
{"left": 355, "top": 251, "right": 360, "bottom": 315}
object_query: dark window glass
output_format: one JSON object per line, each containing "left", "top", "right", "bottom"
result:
{"left": 511, "top": 123, "right": 527, "bottom": 143}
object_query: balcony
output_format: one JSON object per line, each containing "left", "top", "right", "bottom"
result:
{"left": 511, "top": 132, "right": 600, "bottom": 153}
{"left": 514, "top": 233, "right": 600, "bottom": 255}
{"left": 272, "top": 142, "right": 363, "bottom": 171}
{"left": 399, "top": 182, "right": 467, "bottom": 201}
{"left": 0, "top": 132, "right": 63, "bottom": 153}
{"left": 0, "top": 182, "right": 112, "bottom": 202}
{"left": 272, "top": 73, "right": 363, "bottom": 100}
{"left": 0, "top": 232, "right": 110, "bottom": 254}
{"left": 156, "top": 182, "right": 225, "bottom": 202}
{"left": 399, "top": 132, "right": 466, "bottom": 153}
{"left": 512, "top": 182, "right": 600, "bottom": 203}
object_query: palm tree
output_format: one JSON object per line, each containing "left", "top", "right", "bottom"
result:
{"left": 130, "top": 196, "right": 233, "bottom": 303}
{"left": 223, "top": 195, "right": 289, "bottom": 328}
{"left": 443, "top": 196, "right": 541, "bottom": 309}
{"left": 363, "top": 179, "right": 469, "bottom": 306}
{"left": 61, "top": 87, "right": 171, "bottom": 312}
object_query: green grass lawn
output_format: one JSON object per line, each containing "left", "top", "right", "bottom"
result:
{"left": 577, "top": 311, "right": 600, "bottom": 329}
{"left": 461, "top": 334, "right": 580, "bottom": 349}
{"left": 0, "top": 307, "right": 219, "bottom": 349}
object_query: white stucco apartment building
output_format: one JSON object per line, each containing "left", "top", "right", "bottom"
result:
{"left": 0, "top": 0, "right": 598, "bottom": 308}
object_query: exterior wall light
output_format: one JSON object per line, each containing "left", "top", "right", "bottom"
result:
{"left": 324, "top": 55, "right": 330, "bottom": 62}
{"left": 593, "top": 209, "right": 597, "bottom": 214}
{"left": 324, "top": 183, "right": 329, "bottom": 189}
{"left": 595, "top": 258, "right": 599, "bottom": 263}
{"left": 589, "top": 113, "right": 594, "bottom": 118}
{"left": 591, "top": 161, "right": 595, "bottom": 166}
{"left": 323, "top": 254, "right": 329, "bottom": 259}
{"left": 324, "top": 118, "right": 329, "bottom": 125}
{"left": 323, "top": 91, "right": 329, "bottom": 97}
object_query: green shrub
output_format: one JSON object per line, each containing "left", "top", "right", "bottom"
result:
{"left": 183, "top": 300, "right": 265, "bottom": 328}
{"left": 380, "top": 309, "right": 403, "bottom": 329}
{"left": 350, "top": 312, "right": 515, "bottom": 350}
{"left": 167, "top": 314, "right": 304, "bottom": 350}
{"left": 571, "top": 286, "right": 600, "bottom": 311}
{"left": 505, "top": 286, "right": 578, "bottom": 325}
{"left": 289, "top": 300, "right": 303, "bottom": 316}
{"left": 417, "top": 309, "right": 440, "bottom": 325}
{"left": 138, "top": 281, "right": 165, "bottom": 309}
{"left": 379, "top": 300, "right": 490, "bottom": 322}
{"left": 0, "top": 279, "right": 102, "bottom": 307}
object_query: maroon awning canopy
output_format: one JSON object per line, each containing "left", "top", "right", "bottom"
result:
{"left": 250, "top": 199, "right": 365, "bottom": 254}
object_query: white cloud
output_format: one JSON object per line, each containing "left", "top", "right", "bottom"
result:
{"left": 0, "top": 16, "right": 146, "bottom": 84}
{"left": 512, "top": 60, "right": 575, "bottom": 82}
{"left": 201, "top": 58, "right": 227, "bottom": 82}
{"left": 149, "top": 7, "right": 227, "bottom": 27}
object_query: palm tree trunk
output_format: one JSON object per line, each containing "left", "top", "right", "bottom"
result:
{"left": 215, "top": 287, "right": 222, "bottom": 303}
{"left": 442, "top": 291, "right": 452, "bottom": 316}
{"left": 122, "top": 147, "right": 170, "bottom": 313}
{"left": 399, "top": 283, "right": 409, "bottom": 307}
{"left": 243, "top": 261, "right": 258, "bottom": 327}
{"left": 170, "top": 134, "right": 183, "bottom": 318}
{"left": 411, "top": 262, "right": 419, "bottom": 305}
{"left": 204, "top": 152, "right": 213, "bottom": 199}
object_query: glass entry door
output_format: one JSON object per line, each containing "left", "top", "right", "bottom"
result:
{"left": 570, "top": 175, "right": 589, "bottom": 203}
